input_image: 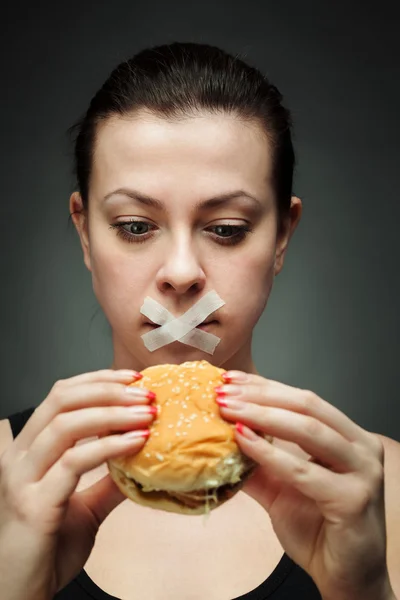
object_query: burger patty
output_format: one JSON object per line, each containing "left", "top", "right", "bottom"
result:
{"left": 132, "top": 468, "right": 253, "bottom": 510}
{"left": 168, "top": 480, "right": 243, "bottom": 509}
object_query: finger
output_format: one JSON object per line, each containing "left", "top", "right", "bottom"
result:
{"left": 76, "top": 473, "right": 128, "bottom": 528}
{"left": 19, "top": 405, "right": 156, "bottom": 481}
{"left": 234, "top": 428, "right": 350, "bottom": 507}
{"left": 220, "top": 403, "right": 361, "bottom": 472}
{"left": 219, "top": 379, "right": 366, "bottom": 443}
{"left": 37, "top": 429, "right": 149, "bottom": 505}
{"left": 13, "top": 371, "right": 144, "bottom": 451}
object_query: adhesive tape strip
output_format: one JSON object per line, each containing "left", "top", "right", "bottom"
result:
{"left": 140, "top": 290, "right": 225, "bottom": 354}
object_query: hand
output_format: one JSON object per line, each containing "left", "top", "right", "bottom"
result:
{"left": 215, "top": 371, "right": 394, "bottom": 600}
{"left": 0, "top": 369, "right": 156, "bottom": 600}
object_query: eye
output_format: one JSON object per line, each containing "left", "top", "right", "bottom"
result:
{"left": 109, "top": 220, "right": 253, "bottom": 246}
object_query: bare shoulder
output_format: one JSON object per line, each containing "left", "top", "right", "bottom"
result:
{"left": 0, "top": 418, "right": 14, "bottom": 457}
{"left": 375, "top": 433, "right": 400, "bottom": 596}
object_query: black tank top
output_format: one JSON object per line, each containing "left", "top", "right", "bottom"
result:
{"left": 7, "top": 407, "right": 322, "bottom": 599}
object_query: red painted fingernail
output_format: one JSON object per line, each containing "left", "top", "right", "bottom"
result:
{"left": 222, "top": 371, "right": 248, "bottom": 383}
{"left": 215, "top": 397, "right": 229, "bottom": 407}
{"left": 221, "top": 373, "right": 232, "bottom": 383}
{"left": 214, "top": 386, "right": 226, "bottom": 397}
{"left": 134, "top": 372, "right": 143, "bottom": 380}
{"left": 236, "top": 422, "right": 258, "bottom": 441}
{"left": 146, "top": 390, "right": 156, "bottom": 400}
{"left": 122, "top": 429, "right": 150, "bottom": 440}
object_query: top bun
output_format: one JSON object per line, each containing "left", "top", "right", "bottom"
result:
{"left": 107, "top": 360, "right": 270, "bottom": 515}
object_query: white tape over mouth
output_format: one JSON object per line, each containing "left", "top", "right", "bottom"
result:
{"left": 140, "top": 290, "right": 225, "bottom": 354}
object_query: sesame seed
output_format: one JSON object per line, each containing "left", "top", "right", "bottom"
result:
{"left": 176, "top": 432, "right": 181, "bottom": 436}
{"left": 182, "top": 432, "right": 188, "bottom": 436}
{"left": 184, "top": 382, "right": 190, "bottom": 387}
{"left": 167, "top": 379, "right": 173, "bottom": 384}
{"left": 177, "top": 420, "right": 182, "bottom": 427}
{"left": 155, "top": 453, "right": 164, "bottom": 461}
{"left": 168, "top": 424, "right": 174, "bottom": 428}
{"left": 145, "top": 452, "right": 151, "bottom": 458}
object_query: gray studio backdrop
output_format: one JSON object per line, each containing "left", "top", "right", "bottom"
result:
{"left": 1, "top": 1, "right": 399, "bottom": 442}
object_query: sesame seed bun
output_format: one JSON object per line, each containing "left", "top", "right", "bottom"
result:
{"left": 107, "top": 360, "right": 272, "bottom": 516}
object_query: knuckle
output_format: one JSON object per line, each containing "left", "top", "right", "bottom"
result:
{"left": 102, "top": 433, "right": 120, "bottom": 449}
{"left": 369, "top": 433, "right": 385, "bottom": 462}
{"left": 292, "top": 459, "right": 312, "bottom": 481}
{"left": 52, "top": 378, "right": 67, "bottom": 392}
{"left": 59, "top": 448, "right": 77, "bottom": 472}
{"left": 95, "top": 381, "right": 115, "bottom": 398}
{"left": 50, "top": 379, "right": 68, "bottom": 409}
{"left": 304, "top": 416, "right": 323, "bottom": 437}
{"left": 107, "top": 404, "right": 124, "bottom": 419}
{"left": 300, "top": 390, "right": 320, "bottom": 414}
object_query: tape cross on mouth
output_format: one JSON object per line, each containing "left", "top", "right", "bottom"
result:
{"left": 140, "top": 290, "right": 225, "bottom": 354}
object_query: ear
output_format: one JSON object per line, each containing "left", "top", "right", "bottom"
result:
{"left": 274, "top": 195, "right": 302, "bottom": 277}
{"left": 69, "top": 191, "right": 92, "bottom": 272}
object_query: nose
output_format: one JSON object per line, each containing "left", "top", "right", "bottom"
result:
{"left": 155, "top": 235, "right": 206, "bottom": 296}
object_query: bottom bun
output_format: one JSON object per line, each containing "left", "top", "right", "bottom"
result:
{"left": 108, "top": 459, "right": 258, "bottom": 516}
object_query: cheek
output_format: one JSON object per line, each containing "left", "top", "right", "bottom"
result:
{"left": 89, "top": 243, "right": 149, "bottom": 317}
{"left": 219, "top": 248, "right": 275, "bottom": 329}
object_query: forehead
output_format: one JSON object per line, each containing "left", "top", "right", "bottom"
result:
{"left": 92, "top": 111, "right": 273, "bottom": 200}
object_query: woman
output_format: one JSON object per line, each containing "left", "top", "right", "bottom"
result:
{"left": 0, "top": 41, "right": 399, "bottom": 600}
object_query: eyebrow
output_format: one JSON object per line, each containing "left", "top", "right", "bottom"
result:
{"left": 102, "top": 187, "right": 264, "bottom": 211}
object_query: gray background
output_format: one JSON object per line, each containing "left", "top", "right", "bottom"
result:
{"left": 1, "top": 1, "right": 399, "bottom": 441}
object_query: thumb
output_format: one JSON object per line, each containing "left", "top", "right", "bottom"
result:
{"left": 78, "top": 473, "right": 127, "bottom": 527}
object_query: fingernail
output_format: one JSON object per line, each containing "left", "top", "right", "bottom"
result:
{"left": 214, "top": 385, "right": 242, "bottom": 396}
{"left": 221, "top": 371, "right": 248, "bottom": 383}
{"left": 127, "top": 405, "right": 157, "bottom": 415}
{"left": 121, "top": 429, "right": 150, "bottom": 441}
{"left": 117, "top": 370, "right": 143, "bottom": 380}
{"left": 216, "top": 397, "right": 244, "bottom": 410}
{"left": 125, "top": 387, "right": 156, "bottom": 401}
{"left": 236, "top": 422, "right": 258, "bottom": 441}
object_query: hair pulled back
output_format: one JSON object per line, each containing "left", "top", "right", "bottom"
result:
{"left": 68, "top": 42, "right": 295, "bottom": 237}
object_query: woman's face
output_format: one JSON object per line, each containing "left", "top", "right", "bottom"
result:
{"left": 71, "top": 110, "right": 300, "bottom": 372}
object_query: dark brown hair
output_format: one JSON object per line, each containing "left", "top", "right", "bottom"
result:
{"left": 68, "top": 41, "right": 295, "bottom": 237}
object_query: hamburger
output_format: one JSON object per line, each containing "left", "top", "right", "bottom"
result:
{"left": 107, "top": 360, "right": 273, "bottom": 516}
